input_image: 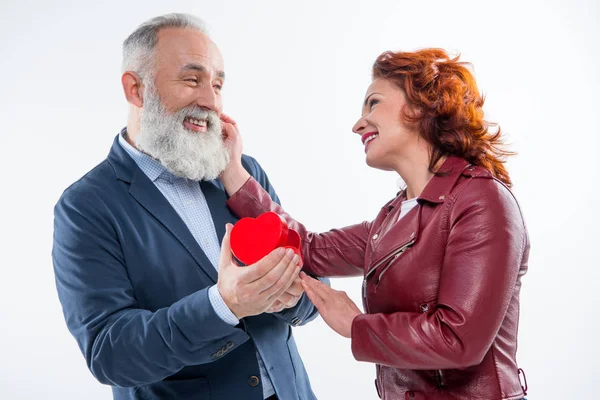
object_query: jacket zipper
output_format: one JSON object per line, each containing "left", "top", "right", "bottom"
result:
{"left": 366, "top": 237, "right": 416, "bottom": 278}
{"left": 363, "top": 239, "right": 416, "bottom": 312}
{"left": 362, "top": 278, "right": 370, "bottom": 312}
{"left": 420, "top": 303, "right": 445, "bottom": 388}
{"left": 376, "top": 240, "right": 415, "bottom": 283}
{"left": 436, "top": 369, "right": 445, "bottom": 387}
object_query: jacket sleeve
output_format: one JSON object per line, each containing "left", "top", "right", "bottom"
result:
{"left": 226, "top": 173, "right": 369, "bottom": 278}
{"left": 52, "top": 186, "right": 250, "bottom": 387}
{"left": 351, "top": 178, "right": 529, "bottom": 369}
{"left": 239, "top": 155, "right": 331, "bottom": 326}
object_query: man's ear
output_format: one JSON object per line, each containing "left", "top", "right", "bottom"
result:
{"left": 122, "top": 71, "right": 144, "bottom": 108}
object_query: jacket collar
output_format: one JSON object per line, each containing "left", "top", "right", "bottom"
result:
{"left": 107, "top": 129, "right": 139, "bottom": 184}
{"left": 418, "top": 156, "right": 472, "bottom": 204}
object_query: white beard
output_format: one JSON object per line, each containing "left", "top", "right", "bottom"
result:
{"left": 135, "top": 83, "right": 229, "bottom": 181}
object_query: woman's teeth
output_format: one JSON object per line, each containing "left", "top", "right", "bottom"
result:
{"left": 364, "top": 134, "right": 378, "bottom": 146}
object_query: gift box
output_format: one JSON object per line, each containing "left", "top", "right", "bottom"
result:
{"left": 230, "top": 211, "right": 303, "bottom": 266}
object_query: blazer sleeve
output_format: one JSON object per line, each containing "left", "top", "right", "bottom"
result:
{"left": 350, "top": 178, "right": 529, "bottom": 369}
{"left": 226, "top": 172, "right": 369, "bottom": 278}
{"left": 52, "top": 185, "right": 250, "bottom": 387}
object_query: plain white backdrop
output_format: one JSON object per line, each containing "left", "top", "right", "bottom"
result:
{"left": 1, "top": 0, "right": 598, "bottom": 399}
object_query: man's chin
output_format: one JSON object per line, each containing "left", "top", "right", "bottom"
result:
{"left": 164, "top": 158, "right": 228, "bottom": 182}
{"left": 136, "top": 125, "right": 229, "bottom": 181}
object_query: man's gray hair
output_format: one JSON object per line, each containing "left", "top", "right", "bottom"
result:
{"left": 122, "top": 13, "right": 208, "bottom": 79}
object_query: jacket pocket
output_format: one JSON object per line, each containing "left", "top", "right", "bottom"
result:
{"left": 375, "top": 240, "right": 415, "bottom": 286}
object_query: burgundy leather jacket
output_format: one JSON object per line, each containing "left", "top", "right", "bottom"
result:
{"left": 226, "top": 156, "right": 529, "bottom": 400}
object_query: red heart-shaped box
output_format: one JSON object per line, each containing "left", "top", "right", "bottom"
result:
{"left": 230, "top": 212, "right": 302, "bottom": 266}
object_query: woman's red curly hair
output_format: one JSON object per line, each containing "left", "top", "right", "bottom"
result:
{"left": 372, "top": 48, "right": 514, "bottom": 187}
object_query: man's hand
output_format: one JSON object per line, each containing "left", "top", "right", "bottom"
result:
{"left": 217, "top": 224, "right": 301, "bottom": 319}
{"left": 265, "top": 277, "right": 304, "bottom": 313}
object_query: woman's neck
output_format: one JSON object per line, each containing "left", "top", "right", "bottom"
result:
{"left": 393, "top": 144, "right": 438, "bottom": 199}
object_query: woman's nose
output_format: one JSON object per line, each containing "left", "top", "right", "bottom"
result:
{"left": 352, "top": 117, "right": 367, "bottom": 135}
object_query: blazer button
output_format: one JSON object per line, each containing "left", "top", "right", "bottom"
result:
{"left": 291, "top": 317, "right": 301, "bottom": 326}
{"left": 226, "top": 341, "right": 234, "bottom": 350}
{"left": 248, "top": 375, "right": 260, "bottom": 387}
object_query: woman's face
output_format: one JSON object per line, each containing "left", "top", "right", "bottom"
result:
{"left": 352, "top": 78, "right": 419, "bottom": 171}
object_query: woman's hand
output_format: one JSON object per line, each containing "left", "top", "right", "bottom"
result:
{"left": 220, "top": 113, "right": 250, "bottom": 195}
{"left": 300, "top": 272, "right": 363, "bottom": 338}
{"left": 221, "top": 113, "right": 243, "bottom": 166}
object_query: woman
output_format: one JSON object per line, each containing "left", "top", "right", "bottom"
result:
{"left": 220, "top": 48, "right": 529, "bottom": 400}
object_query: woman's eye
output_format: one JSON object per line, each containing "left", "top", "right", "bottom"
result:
{"left": 369, "top": 99, "right": 379, "bottom": 109}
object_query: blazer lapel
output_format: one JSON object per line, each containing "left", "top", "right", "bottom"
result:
{"left": 200, "top": 179, "right": 239, "bottom": 245}
{"left": 128, "top": 168, "right": 218, "bottom": 283}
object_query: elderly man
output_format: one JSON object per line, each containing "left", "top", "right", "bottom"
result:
{"left": 52, "top": 13, "right": 325, "bottom": 400}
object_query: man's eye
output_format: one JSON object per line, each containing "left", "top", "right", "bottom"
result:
{"left": 214, "top": 84, "right": 223, "bottom": 91}
{"left": 184, "top": 78, "right": 198, "bottom": 83}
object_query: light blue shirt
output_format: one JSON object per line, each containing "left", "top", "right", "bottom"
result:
{"left": 118, "top": 132, "right": 275, "bottom": 398}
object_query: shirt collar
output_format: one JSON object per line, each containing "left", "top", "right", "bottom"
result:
{"left": 118, "top": 128, "right": 175, "bottom": 182}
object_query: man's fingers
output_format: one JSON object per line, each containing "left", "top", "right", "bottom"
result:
{"left": 264, "top": 256, "right": 299, "bottom": 299}
{"left": 272, "top": 264, "right": 301, "bottom": 301}
{"left": 266, "top": 300, "right": 285, "bottom": 313}
{"left": 281, "top": 264, "right": 302, "bottom": 296}
{"left": 245, "top": 249, "right": 295, "bottom": 293}
{"left": 241, "top": 247, "right": 289, "bottom": 283}
{"left": 265, "top": 256, "right": 301, "bottom": 300}
{"left": 218, "top": 224, "right": 234, "bottom": 269}
{"left": 277, "top": 291, "right": 300, "bottom": 308}
{"left": 285, "top": 277, "right": 304, "bottom": 297}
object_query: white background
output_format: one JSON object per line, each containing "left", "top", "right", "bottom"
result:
{"left": 1, "top": 0, "right": 599, "bottom": 399}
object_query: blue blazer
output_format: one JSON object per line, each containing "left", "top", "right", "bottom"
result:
{"left": 52, "top": 135, "right": 323, "bottom": 400}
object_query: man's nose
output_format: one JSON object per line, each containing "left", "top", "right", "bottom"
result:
{"left": 196, "top": 86, "right": 218, "bottom": 112}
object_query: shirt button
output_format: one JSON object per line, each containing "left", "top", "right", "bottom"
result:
{"left": 372, "top": 234, "right": 378, "bottom": 240}
{"left": 248, "top": 376, "right": 260, "bottom": 387}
